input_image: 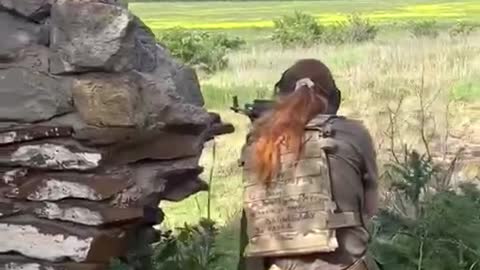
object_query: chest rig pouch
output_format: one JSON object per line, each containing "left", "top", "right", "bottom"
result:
{"left": 241, "top": 117, "right": 362, "bottom": 257}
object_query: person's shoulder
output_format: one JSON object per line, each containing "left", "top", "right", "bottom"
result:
{"left": 316, "top": 115, "right": 373, "bottom": 141}
{"left": 309, "top": 114, "right": 366, "bottom": 130}
{"left": 334, "top": 116, "right": 367, "bottom": 129}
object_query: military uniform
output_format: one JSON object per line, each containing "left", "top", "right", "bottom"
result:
{"left": 237, "top": 115, "right": 379, "bottom": 270}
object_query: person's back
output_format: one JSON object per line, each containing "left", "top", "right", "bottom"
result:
{"left": 263, "top": 115, "right": 378, "bottom": 270}
{"left": 237, "top": 59, "right": 379, "bottom": 270}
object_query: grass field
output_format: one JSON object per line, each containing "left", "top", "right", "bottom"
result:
{"left": 131, "top": 0, "right": 480, "bottom": 30}
{"left": 130, "top": 1, "right": 480, "bottom": 269}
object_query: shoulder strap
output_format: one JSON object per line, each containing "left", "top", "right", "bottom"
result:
{"left": 306, "top": 114, "right": 343, "bottom": 129}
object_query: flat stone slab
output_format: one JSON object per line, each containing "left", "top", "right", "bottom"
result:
{"left": 7, "top": 170, "right": 132, "bottom": 201}
{"left": 0, "top": 215, "right": 127, "bottom": 263}
{"left": 0, "top": 126, "right": 72, "bottom": 145}
{"left": 33, "top": 201, "right": 144, "bottom": 226}
{"left": 0, "top": 142, "right": 102, "bottom": 170}
{"left": 0, "top": 255, "right": 106, "bottom": 270}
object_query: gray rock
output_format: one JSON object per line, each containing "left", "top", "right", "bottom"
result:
{"left": 0, "top": 12, "right": 44, "bottom": 62}
{"left": 0, "top": 256, "right": 107, "bottom": 270}
{"left": 135, "top": 70, "right": 211, "bottom": 128}
{"left": 49, "top": 1, "right": 156, "bottom": 74}
{"left": 8, "top": 170, "right": 132, "bottom": 201}
{"left": 0, "top": 0, "right": 51, "bottom": 22}
{"left": 154, "top": 45, "right": 204, "bottom": 106}
{"left": 42, "top": 112, "right": 89, "bottom": 134}
{"left": 111, "top": 157, "right": 202, "bottom": 207}
{"left": 0, "top": 126, "right": 72, "bottom": 145}
{"left": 0, "top": 168, "right": 28, "bottom": 187}
{"left": 33, "top": 201, "right": 144, "bottom": 226}
{"left": 131, "top": 16, "right": 158, "bottom": 73}
{"left": 161, "top": 177, "right": 208, "bottom": 202}
{"left": 72, "top": 73, "right": 145, "bottom": 128}
{"left": 0, "top": 45, "right": 50, "bottom": 72}
{"left": 73, "top": 126, "right": 142, "bottom": 146}
{"left": 0, "top": 215, "right": 128, "bottom": 263}
{"left": 0, "top": 67, "right": 73, "bottom": 123}
{"left": 172, "top": 64, "right": 205, "bottom": 107}
{"left": 103, "top": 131, "right": 205, "bottom": 165}
{"left": 0, "top": 201, "right": 21, "bottom": 218}
{"left": 0, "top": 141, "right": 102, "bottom": 171}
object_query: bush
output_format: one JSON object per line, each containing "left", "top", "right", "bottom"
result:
{"left": 371, "top": 148, "right": 480, "bottom": 270}
{"left": 449, "top": 21, "right": 478, "bottom": 38}
{"left": 156, "top": 28, "right": 245, "bottom": 73}
{"left": 408, "top": 20, "right": 440, "bottom": 38}
{"left": 271, "top": 12, "right": 378, "bottom": 47}
{"left": 271, "top": 11, "right": 324, "bottom": 47}
{"left": 152, "top": 218, "right": 226, "bottom": 270}
{"left": 324, "top": 14, "right": 378, "bottom": 44}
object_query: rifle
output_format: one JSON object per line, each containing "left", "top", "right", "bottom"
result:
{"left": 230, "top": 96, "right": 275, "bottom": 122}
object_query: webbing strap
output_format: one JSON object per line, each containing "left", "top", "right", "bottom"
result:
{"left": 327, "top": 212, "right": 363, "bottom": 229}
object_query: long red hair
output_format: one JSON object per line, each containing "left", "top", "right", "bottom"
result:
{"left": 250, "top": 83, "right": 327, "bottom": 184}
{"left": 249, "top": 59, "right": 338, "bottom": 184}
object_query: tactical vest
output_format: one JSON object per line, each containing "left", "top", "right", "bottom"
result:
{"left": 241, "top": 119, "right": 363, "bottom": 258}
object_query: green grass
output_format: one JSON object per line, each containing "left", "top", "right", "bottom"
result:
{"left": 452, "top": 79, "right": 480, "bottom": 102}
{"left": 130, "top": 0, "right": 480, "bottom": 30}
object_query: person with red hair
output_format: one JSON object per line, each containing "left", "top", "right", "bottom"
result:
{"left": 237, "top": 59, "right": 379, "bottom": 270}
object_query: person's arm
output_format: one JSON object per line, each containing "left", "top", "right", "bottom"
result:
{"left": 237, "top": 209, "right": 248, "bottom": 270}
{"left": 359, "top": 126, "right": 379, "bottom": 218}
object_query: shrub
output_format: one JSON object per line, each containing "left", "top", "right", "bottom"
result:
{"left": 449, "top": 21, "right": 478, "bottom": 38}
{"left": 271, "top": 12, "right": 378, "bottom": 47}
{"left": 408, "top": 20, "right": 440, "bottom": 38}
{"left": 323, "top": 14, "right": 378, "bottom": 44}
{"left": 152, "top": 218, "right": 225, "bottom": 270}
{"left": 271, "top": 11, "right": 324, "bottom": 48}
{"left": 371, "top": 148, "right": 480, "bottom": 270}
{"left": 342, "top": 14, "right": 378, "bottom": 43}
{"left": 156, "top": 28, "right": 245, "bottom": 73}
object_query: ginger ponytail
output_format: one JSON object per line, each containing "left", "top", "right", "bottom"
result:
{"left": 250, "top": 78, "right": 328, "bottom": 184}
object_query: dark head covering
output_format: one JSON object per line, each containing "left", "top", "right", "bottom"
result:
{"left": 274, "top": 59, "right": 342, "bottom": 114}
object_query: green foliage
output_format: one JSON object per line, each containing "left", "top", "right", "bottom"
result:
{"left": 271, "top": 12, "right": 378, "bottom": 47}
{"left": 449, "top": 21, "right": 478, "bottom": 38}
{"left": 451, "top": 79, "right": 480, "bottom": 102}
{"left": 156, "top": 28, "right": 245, "bottom": 73}
{"left": 271, "top": 11, "right": 324, "bottom": 48}
{"left": 372, "top": 148, "right": 480, "bottom": 270}
{"left": 324, "top": 14, "right": 379, "bottom": 44}
{"left": 408, "top": 20, "right": 440, "bottom": 38}
{"left": 152, "top": 218, "right": 225, "bottom": 270}
{"left": 383, "top": 149, "right": 441, "bottom": 217}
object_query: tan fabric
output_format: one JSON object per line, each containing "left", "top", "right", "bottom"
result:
{"left": 238, "top": 114, "right": 379, "bottom": 270}
{"left": 242, "top": 130, "right": 341, "bottom": 257}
